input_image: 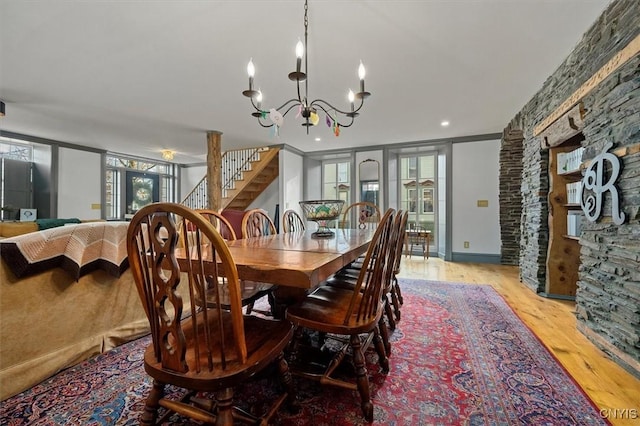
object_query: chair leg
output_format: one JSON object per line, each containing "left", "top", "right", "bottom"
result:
{"left": 390, "top": 284, "right": 401, "bottom": 322}
{"left": 276, "top": 352, "right": 300, "bottom": 413}
{"left": 141, "top": 380, "right": 165, "bottom": 425}
{"left": 378, "top": 314, "right": 392, "bottom": 358}
{"left": 384, "top": 295, "right": 396, "bottom": 331}
{"left": 215, "top": 388, "right": 235, "bottom": 425}
{"left": 350, "top": 334, "right": 374, "bottom": 422}
{"left": 373, "top": 324, "right": 390, "bottom": 372}
{"left": 394, "top": 276, "right": 404, "bottom": 306}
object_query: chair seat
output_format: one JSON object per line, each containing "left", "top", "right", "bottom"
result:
{"left": 286, "top": 286, "right": 382, "bottom": 336}
{"left": 144, "top": 312, "right": 293, "bottom": 391}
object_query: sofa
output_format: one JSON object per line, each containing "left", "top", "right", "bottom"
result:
{"left": 0, "top": 218, "right": 102, "bottom": 239}
{"left": 0, "top": 222, "right": 149, "bottom": 400}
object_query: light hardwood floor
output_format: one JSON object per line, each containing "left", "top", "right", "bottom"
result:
{"left": 397, "top": 257, "right": 640, "bottom": 426}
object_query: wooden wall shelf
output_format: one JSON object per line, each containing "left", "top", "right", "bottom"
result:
{"left": 546, "top": 141, "right": 583, "bottom": 298}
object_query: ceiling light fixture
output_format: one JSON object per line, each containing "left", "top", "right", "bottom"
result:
{"left": 161, "top": 149, "right": 175, "bottom": 161}
{"left": 242, "top": 0, "right": 370, "bottom": 137}
{"left": 440, "top": 120, "right": 450, "bottom": 127}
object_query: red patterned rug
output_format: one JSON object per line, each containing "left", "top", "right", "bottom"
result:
{"left": 1, "top": 280, "right": 609, "bottom": 425}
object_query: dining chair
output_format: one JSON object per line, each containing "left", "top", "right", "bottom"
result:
{"left": 405, "top": 224, "right": 430, "bottom": 259}
{"left": 328, "top": 209, "right": 407, "bottom": 352}
{"left": 127, "top": 203, "right": 296, "bottom": 425}
{"left": 282, "top": 209, "right": 306, "bottom": 233}
{"left": 196, "top": 208, "right": 237, "bottom": 240}
{"left": 285, "top": 208, "right": 395, "bottom": 422}
{"left": 240, "top": 208, "right": 278, "bottom": 314}
{"left": 196, "top": 209, "right": 272, "bottom": 315}
{"left": 241, "top": 208, "right": 277, "bottom": 238}
{"left": 341, "top": 201, "right": 381, "bottom": 230}
{"left": 389, "top": 210, "right": 409, "bottom": 324}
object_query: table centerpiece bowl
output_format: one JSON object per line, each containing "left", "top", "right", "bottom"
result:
{"left": 299, "top": 200, "right": 345, "bottom": 238}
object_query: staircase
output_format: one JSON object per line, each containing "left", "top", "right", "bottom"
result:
{"left": 181, "top": 147, "right": 279, "bottom": 211}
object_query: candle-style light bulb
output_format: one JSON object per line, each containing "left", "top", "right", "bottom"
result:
{"left": 358, "top": 61, "right": 366, "bottom": 94}
{"left": 348, "top": 89, "right": 355, "bottom": 110}
{"left": 247, "top": 58, "right": 255, "bottom": 90}
{"left": 295, "top": 39, "right": 304, "bottom": 59}
{"left": 295, "top": 39, "right": 304, "bottom": 73}
{"left": 256, "top": 90, "right": 262, "bottom": 109}
{"left": 247, "top": 59, "right": 255, "bottom": 78}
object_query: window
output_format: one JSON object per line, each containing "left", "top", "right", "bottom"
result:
{"left": 422, "top": 188, "right": 434, "bottom": 213}
{"left": 0, "top": 138, "right": 33, "bottom": 219}
{"left": 0, "top": 138, "right": 33, "bottom": 162}
{"left": 408, "top": 189, "right": 417, "bottom": 213}
{"left": 399, "top": 153, "right": 437, "bottom": 247}
{"left": 105, "top": 154, "right": 176, "bottom": 220}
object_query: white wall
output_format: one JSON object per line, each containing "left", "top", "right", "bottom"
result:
{"left": 58, "top": 148, "right": 101, "bottom": 219}
{"left": 279, "top": 149, "right": 304, "bottom": 216}
{"left": 451, "top": 139, "right": 501, "bottom": 254}
{"left": 180, "top": 164, "right": 206, "bottom": 201}
{"left": 249, "top": 178, "right": 279, "bottom": 219}
{"left": 247, "top": 148, "right": 305, "bottom": 229}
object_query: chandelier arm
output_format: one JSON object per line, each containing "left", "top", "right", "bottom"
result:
{"left": 311, "top": 103, "right": 356, "bottom": 128}
{"left": 273, "top": 99, "right": 304, "bottom": 113}
{"left": 281, "top": 103, "right": 303, "bottom": 117}
{"left": 256, "top": 116, "right": 274, "bottom": 128}
{"left": 309, "top": 98, "right": 365, "bottom": 116}
{"left": 252, "top": 101, "right": 302, "bottom": 128}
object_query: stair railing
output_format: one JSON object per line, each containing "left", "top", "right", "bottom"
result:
{"left": 181, "top": 147, "right": 266, "bottom": 210}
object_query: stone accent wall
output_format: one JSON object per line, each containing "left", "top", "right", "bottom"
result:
{"left": 502, "top": 0, "right": 640, "bottom": 376}
{"left": 499, "top": 126, "right": 523, "bottom": 265}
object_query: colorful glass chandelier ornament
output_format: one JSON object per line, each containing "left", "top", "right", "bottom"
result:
{"left": 242, "top": 0, "right": 370, "bottom": 136}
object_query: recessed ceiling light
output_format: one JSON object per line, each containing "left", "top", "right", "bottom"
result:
{"left": 441, "top": 120, "right": 450, "bottom": 127}
{"left": 315, "top": 137, "right": 321, "bottom": 142}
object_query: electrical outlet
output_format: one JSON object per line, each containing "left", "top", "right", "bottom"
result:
{"left": 464, "top": 241, "right": 470, "bottom": 248}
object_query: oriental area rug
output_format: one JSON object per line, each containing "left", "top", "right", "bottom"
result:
{"left": 1, "top": 280, "right": 608, "bottom": 425}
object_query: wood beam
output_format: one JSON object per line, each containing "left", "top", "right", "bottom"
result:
{"left": 534, "top": 33, "right": 640, "bottom": 137}
{"left": 539, "top": 103, "right": 585, "bottom": 149}
{"left": 206, "top": 131, "right": 222, "bottom": 211}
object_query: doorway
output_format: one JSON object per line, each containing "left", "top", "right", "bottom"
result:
{"left": 399, "top": 154, "right": 437, "bottom": 252}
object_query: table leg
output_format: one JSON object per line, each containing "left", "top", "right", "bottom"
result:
{"left": 272, "top": 286, "right": 310, "bottom": 319}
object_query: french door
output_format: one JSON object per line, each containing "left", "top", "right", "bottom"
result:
{"left": 399, "top": 154, "right": 437, "bottom": 251}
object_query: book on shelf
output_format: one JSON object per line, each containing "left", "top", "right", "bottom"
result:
{"left": 566, "top": 181, "right": 583, "bottom": 204}
{"left": 567, "top": 211, "right": 584, "bottom": 237}
{"left": 558, "top": 147, "right": 585, "bottom": 174}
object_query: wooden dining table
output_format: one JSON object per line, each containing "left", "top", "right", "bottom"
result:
{"left": 224, "top": 228, "right": 372, "bottom": 285}
{"left": 177, "top": 228, "right": 375, "bottom": 317}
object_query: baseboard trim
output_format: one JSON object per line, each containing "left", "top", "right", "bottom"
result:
{"left": 577, "top": 321, "right": 640, "bottom": 379}
{"left": 539, "top": 292, "right": 576, "bottom": 301}
{"left": 450, "top": 252, "right": 501, "bottom": 264}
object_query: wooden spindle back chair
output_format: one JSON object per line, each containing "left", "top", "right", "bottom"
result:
{"left": 241, "top": 208, "right": 277, "bottom": 238}
{"left": 390, "top": 210, "right": 409, "bottom": 320}
{"left": 196, "top": 209, "right": 237, "bottom": 240}
{"left": 127, "top": 203, "right": 295, "bottom": 425}
{"left": 282, "top": 209, "right": 306, "bottom": 233}
{"left": 285, "top": 208, "right": 396, "bottom": 422}
{"left": 341, "top": 201, "right": 381, "bottom": 230}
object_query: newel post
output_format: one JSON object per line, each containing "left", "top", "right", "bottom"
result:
{"left": 206, "top": 131, "right": 222, "bottom": 211}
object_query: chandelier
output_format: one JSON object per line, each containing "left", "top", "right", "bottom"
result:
{"left": 242, "top": 0, "right": 370, "bottom": 137}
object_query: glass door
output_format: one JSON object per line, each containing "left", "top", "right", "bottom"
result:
{"left": 399, "top": 154, "right": 437, "bottom": 252}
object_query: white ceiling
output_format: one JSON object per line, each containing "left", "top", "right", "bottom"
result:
{"left": 0, "top": 0, "right": 610, "bottom": 164}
